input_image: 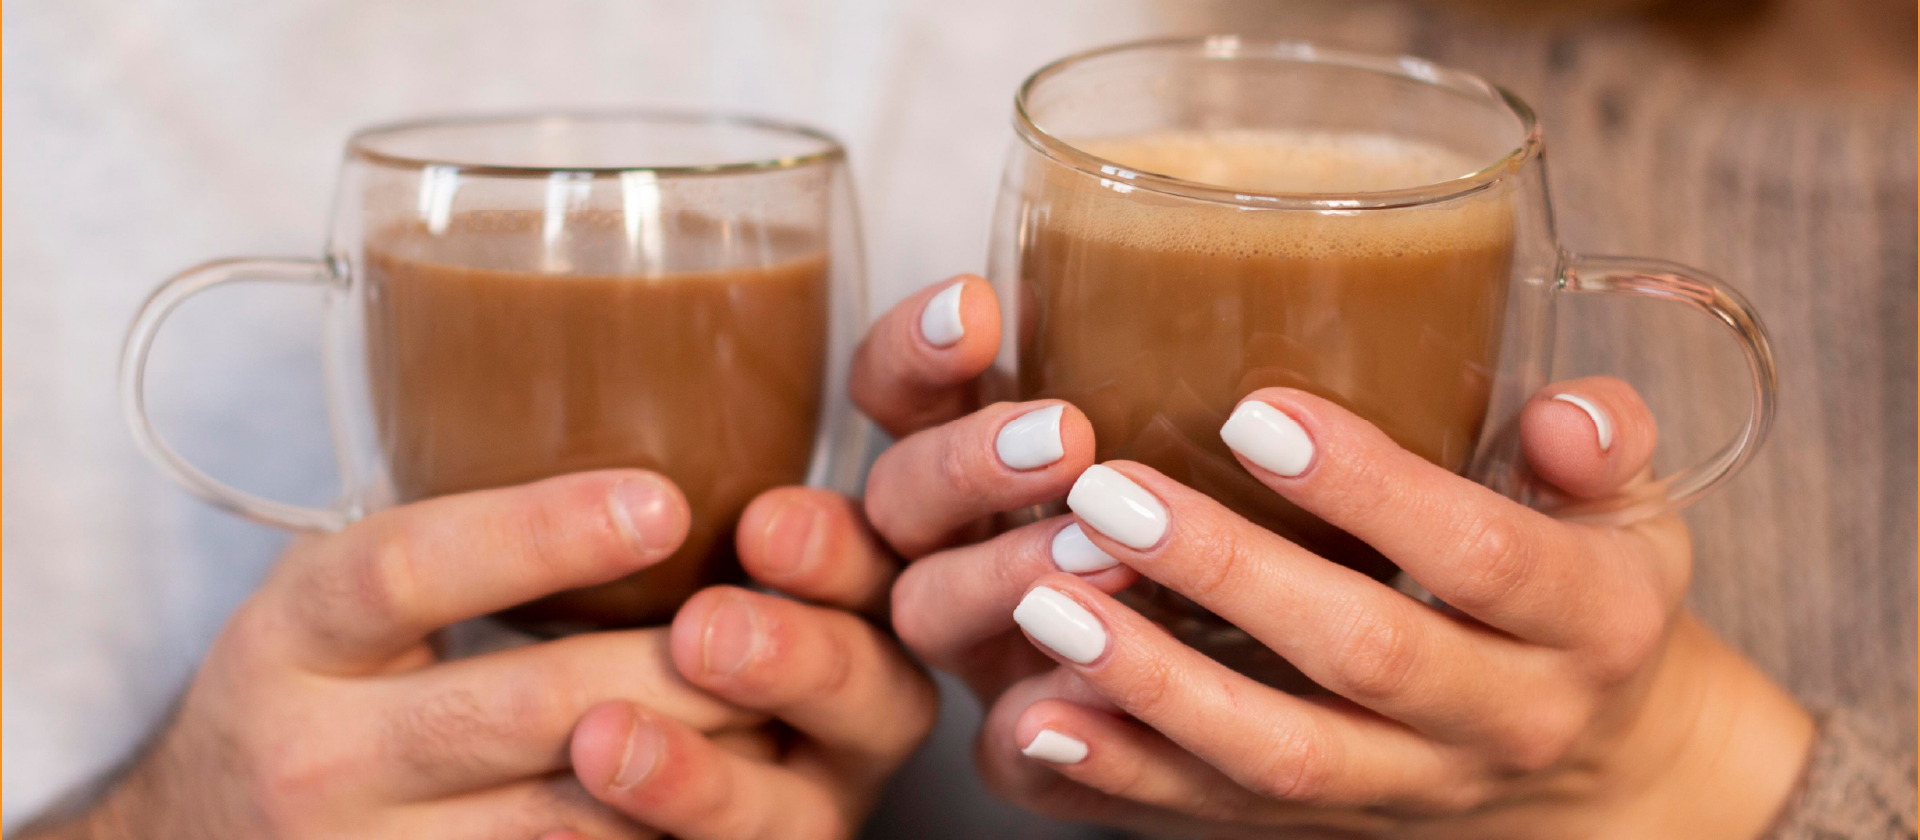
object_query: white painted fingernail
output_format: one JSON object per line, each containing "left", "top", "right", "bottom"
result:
{"left": 1219, "top": 401, "right": 1314, "bottom": 477}
{"left": 1552, "top": 394, "right": 1613, "bottom": 452}
{"left": 1065, "top": 464, "right": 1167, "bottom": 550}
{"left": 1022, "top": 729, "right": 1089, "bottom": 764}
{"left": 996, "top": 404, "right": 1066, "bottom": 470}
{"left": 1013, "top": 586, "right": 1107, "bottom": 664}
{"left": 920, "top": 281, "right": 966, "bottom": 347}
{"left": 1050, "top": 523, "right": 1119, "bottom": 574}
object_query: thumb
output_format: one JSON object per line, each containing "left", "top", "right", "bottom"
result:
{"left": 1518, "top": 376, "right": 1658, "bottom": 500}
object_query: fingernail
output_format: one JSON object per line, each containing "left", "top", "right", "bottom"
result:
{"left": 1022, "top": 729, "right": 1089, "bottom": 764}
{"left": 701, "top": 595, "right": 764, "bottom": 677}
{"left": 1050, "top": 523, "right": 1118, "bottom": 574}
{"left": 1219, "top": 400, "right": 1314, "bottom": 478}
{"left": 758, "top": 499, "right": 824, "bottom": 577}
{"left": 997, "top": 404, "right": 1067, "bottom": 470}
{"left": 1552, "top": 394, "right": 1613, "bottom": 452}
{"left": 1065, "top": 464, "right": 1167, "bottom": 550}
{"left": 609, "top": 475, "right": 681, "bottom": 555}
{"left": 1013, "top": 586, "right": 1107, "bottom": 664}
{"left": 920, "top": 281, "right": 966, "bottom": 348}
{"left": 612, "top": 713, "right": 663, "bottom": 790}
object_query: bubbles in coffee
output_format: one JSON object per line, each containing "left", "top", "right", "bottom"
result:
{"left": 364, "top": 210, "right": 829, "bottom": 633}
{"left": 1015, "top": 129, "right": 1513, "bottom": 677}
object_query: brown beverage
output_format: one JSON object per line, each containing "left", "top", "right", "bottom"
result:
{"left": 365, "top": 210, "right": 829, "bottom": 632}
{"left": 1019, "top": 129, "right": 1513, "bottom": 596}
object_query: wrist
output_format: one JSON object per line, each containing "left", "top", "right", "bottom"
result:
{"left": 1608, "top": 614, "right": 1815, "bottom": 839}
{"left": 20, "top": 734, "right": 188, "bottom": 840}
{"left": 34, "top": 772, "right": 151, "bottom": 840}
{"left": 15, "top": 797, "right": 119, "bottom": 840}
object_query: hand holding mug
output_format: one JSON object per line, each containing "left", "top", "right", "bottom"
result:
{"left": 22, "top": 471, "right": 934, "bottom": 840}
{"left": 845, "top": 279, "right": 1812, "bottom": 838}
{"left": 121, "top": 112, "right": 872, "bottom": 634}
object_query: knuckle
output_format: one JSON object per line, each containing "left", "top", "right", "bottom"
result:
{"left": 502, "top": 661, "right": 576, "bottom": 725}
{"left": 863, "top": 455, "right": 917, "bottom": 549}
{"left": 888, "top": 572, "right": 942, "bottom": 661}
{"left": 1244, "top": 721, "right": 1333, "bottom": 804}
{"left": 1181, "top": 772, "right": 1243, "bottom": 822}
{"left": 343, "top": 525, "right": 422, "bottom": 630}
{"left": 647, "top": 747, "right": 737, "bottom": 828}
{"left": 1584, "top": 590, "right": 1668, "bottom": 683}
{"left": 847, "top": 363, "right": 882, "bottom": 418}
{"left": 1119, "top": 650, "right": 1181, "bottom": 723}
{"left": 1103, "top": 747, "right": 1155, "bottom": 801}
{"left": 1318, "top": 452, "right": 1399, "bottom": 529}
{"left": 384, "top": 686, "right": 508, "bottom": 783}
{"left": 1178, "top": 526, "right": 1250, "bottom": 605}
{"left": 982, "top": 532, "right": 1043, "bottom": 608}
{"left": 1328, "top": 605, "right": 1421, "bottom": 702}
{"left": 796, "top": 620, "right": 859, "bottom": 702}
{"left": 519, "top": 491, "right": 590, "bottom": 578}
{"left": 248, "top": 728, "right": 354, "bottom": 826}
{"left": 937, "top": 427, "right": 988, "bottom": 500}
{"left": 220, "top": 602, "right": 290, "bottom": 667}
{"left": 1490, "top": 702, "right": 1588, "bottom": 773}
{"left": 1445, "top": 513, "right": 1536, "bottom": 613}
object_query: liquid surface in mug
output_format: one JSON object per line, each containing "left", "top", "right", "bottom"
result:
{"left": 1019, "top": 129, "right": 1514, "bottom": 585}
{"left": 364, "top": 210, "right": 829, "bottom": 631}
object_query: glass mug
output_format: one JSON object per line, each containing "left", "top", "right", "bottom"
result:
{"left": 985, "top": 38, "right": 1775, "bottom": 686}
{"left": 122, "top": 111, "right": 871, "bottom": 635}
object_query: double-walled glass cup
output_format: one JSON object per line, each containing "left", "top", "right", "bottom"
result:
{"left": 987, "top": 38, "right": 1774, "bottom": 685}
{"left": 123, "top": 111, "right": 870, "bottom": 635}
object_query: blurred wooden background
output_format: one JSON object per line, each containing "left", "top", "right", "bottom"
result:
{"left": 1161, "top": 0, "right": 1918, "bottom": 735}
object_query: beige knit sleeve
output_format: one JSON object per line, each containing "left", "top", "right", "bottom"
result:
{"left": 1766, "top": 707, "right": 1918, "bottom": 839}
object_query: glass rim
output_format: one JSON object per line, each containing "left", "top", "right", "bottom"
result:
{"left": 1012, "top": 36, "right": 1543, "bottom": 210}
{"left": 345, "top": 109, "right": 846, "bottom": 178}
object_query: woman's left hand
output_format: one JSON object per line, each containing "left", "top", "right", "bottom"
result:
{"left": 833, "top": 276, "right": 1816, "bottom": 839}
{"left": 971, "top": 384, "right": 1813, "bottom": 838}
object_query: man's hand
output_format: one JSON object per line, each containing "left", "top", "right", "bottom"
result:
{"left": 28, "top": 470, "right": 935, "bottom": 840}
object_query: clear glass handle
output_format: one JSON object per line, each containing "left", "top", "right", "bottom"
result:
{"left": 1546, "top": 254, "right": 1779, "bottom": 525}
{"left": 119, "top": 257, "right": 348, "bottom": 531}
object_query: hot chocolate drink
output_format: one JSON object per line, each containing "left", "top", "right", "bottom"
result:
{"left": 1018, "top": 129, "right": 1514, "bottom": 585}
{"left": 365, "top": 211, "right": 829, "bottom": 632}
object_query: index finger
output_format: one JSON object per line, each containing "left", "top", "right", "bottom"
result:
{"left": 264, "top": 469, "right": 690, "bottom": 673}
{"left": 734, "top": 487, "right": 897, "bottom": 616}
{"left": 669, "top": 586, "right": 939, "bottom": 776}
{"left": 849, "top": 274, "right": 1001, "bottom": 437}
{"left": 1215, "top": 390, "right": 1666, "bottom": 650}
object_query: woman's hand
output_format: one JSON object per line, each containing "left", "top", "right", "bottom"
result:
{"left": 833, "top": 275, "right": 1814, "bottom": 838}
{"left": 29, "top": 470, "right": 934, "bottom": 840}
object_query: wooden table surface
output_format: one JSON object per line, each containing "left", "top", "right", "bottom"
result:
{"left": 1161, "top": 0, "right": 1919, "bottom": 735}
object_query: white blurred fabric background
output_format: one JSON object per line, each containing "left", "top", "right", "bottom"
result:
{"left": 0, "top": 1, "right": 1195, "bottom": 834}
